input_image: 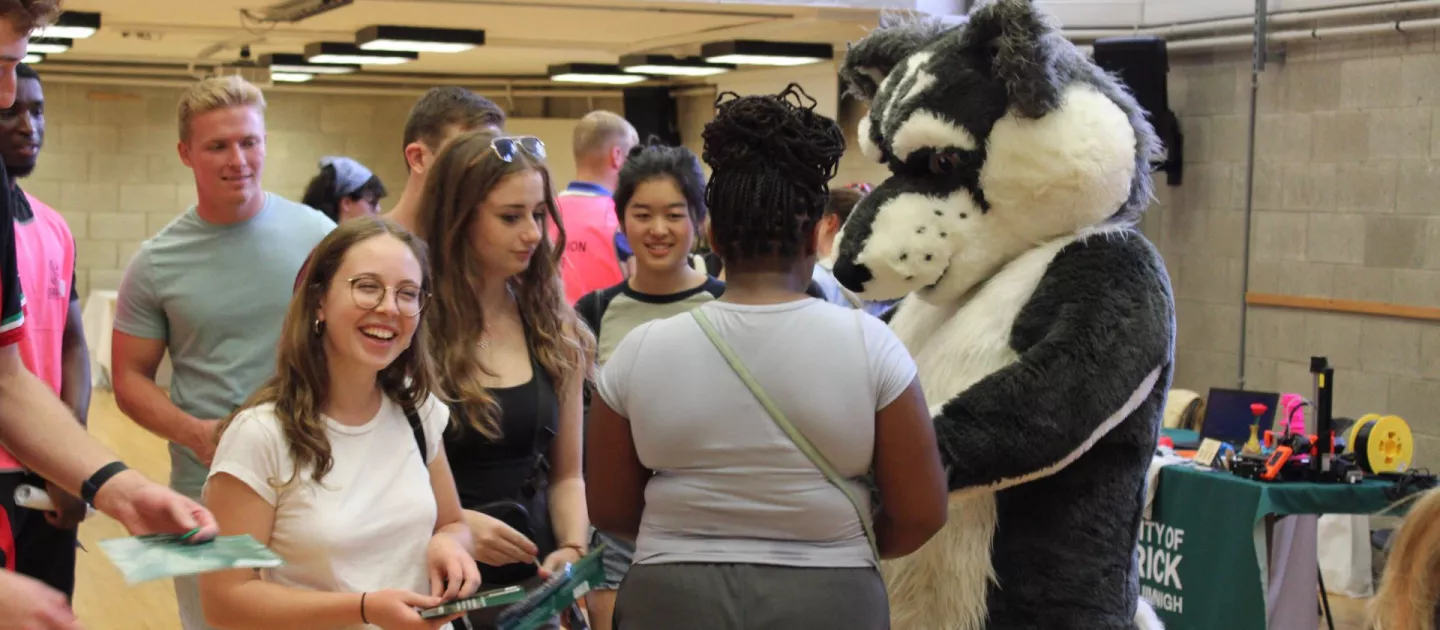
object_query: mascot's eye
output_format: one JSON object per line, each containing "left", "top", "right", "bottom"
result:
{"left": 928, "top": 152, "right": 963, "bottom": 175}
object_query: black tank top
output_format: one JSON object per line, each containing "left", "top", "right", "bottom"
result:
{"left": 443, "top": 323, "right": 559, "bottom": 584}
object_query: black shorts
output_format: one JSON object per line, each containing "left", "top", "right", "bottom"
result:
{"left": 0, "top": 471, "right": 79, "bottom": 599}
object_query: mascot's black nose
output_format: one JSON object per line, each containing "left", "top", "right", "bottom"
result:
{"left": 832, "top": 258, "right": 873, "bottom": 292}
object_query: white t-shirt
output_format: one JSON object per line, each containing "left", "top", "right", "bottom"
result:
{"left": 596, "top": 298, "right": 917, "bottom": 570}
{"left": 207, "top": 393, "right": 450, "bottom": 630}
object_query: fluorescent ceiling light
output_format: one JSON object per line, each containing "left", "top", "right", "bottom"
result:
{"left": 618, "top": 54, "right": 732, "bottom": 77}
{"left": 304, "top": 42, "right": 417, "bottom": 65}
{"left": 22, "top": 53, "right": 43, "bottom": 64}
{"left": 271, "top": 72, "right": 314, "bottom": 83}
{"left": 258, "top": 53, "right": 358, "bottom": 74}
{"left": 356, "top": 25, "right": 484, "bottom": 53}
{"left": 551, "top": 73, "right": 647, "bottom": 85}
{"left": 27, "top": 37, "right": 70, "bottom": 54}
{"left": 700, "top": 40, "right": 834, "bottom": 66}
{"left": 35, "top": 11, "right": 100, "bottom": 39}
{"left": 549, "top": 63, "right": 647, "bottom": 85}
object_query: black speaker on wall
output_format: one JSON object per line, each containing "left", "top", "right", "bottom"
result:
{"left": 1091, "top": 36, "right": 1183, "bottom": 186}
{"left": 623, "top": 86, "right": 682, "bottom": 147}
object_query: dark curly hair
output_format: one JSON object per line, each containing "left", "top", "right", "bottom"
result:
{"left": 701, "top": 83, "right": 845, "bottom": 268}
{"left": 614, "top": 138, "right": 708, "bottom": 232}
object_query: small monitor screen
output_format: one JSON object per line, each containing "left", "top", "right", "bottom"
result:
{"left": 1201, "top": 389, "right": 1281, "bottom": 444}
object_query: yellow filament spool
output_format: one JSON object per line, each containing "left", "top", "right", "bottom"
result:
{"left": 1346, "top": 414, "right": 1414, "bottom": 474}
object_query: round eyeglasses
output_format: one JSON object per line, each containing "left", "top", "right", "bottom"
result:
{"left": 348, "top": 276, "right": 428, "bottom": 317}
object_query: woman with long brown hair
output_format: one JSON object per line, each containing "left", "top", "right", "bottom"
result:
{"left": 199, "top": 217, "right": 479, "bottom": 630}
{"left": 414, "top": 130, "right": 594, "bottom": 628}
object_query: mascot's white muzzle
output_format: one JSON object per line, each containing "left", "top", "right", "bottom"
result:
{"left": 832, "top": 188, "right": 989, "bottom": 301}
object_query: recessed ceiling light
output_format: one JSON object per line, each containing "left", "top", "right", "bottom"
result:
{"left": 549, "top": 63, "right": 647, "bottom": 85}
{"left": 618, "top": 54, "right": 733, "bottom": 77}
{"left": 258, "top": 53, "right": 359, "bottom": 75}
{"left": 356, "top": 25, "right": 485, "bottom": 53}
{"left": 701, "top": 40, "right": 834, "bottom": 66}
{"left": 304, "top": 42, "right": 418, "bottom": 65}
{"left": 271, "top": 72, "right": 315, "bottom": 83}
{"left": 22, "top": 53, "right": 43, "bottom": 64}
{"left": 35, "top": 11, "right": 100, "bottom": 39}
{"left": 27, "top": 37, "right": 70, "bottom": 54}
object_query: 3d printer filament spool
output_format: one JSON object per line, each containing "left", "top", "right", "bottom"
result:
{"left": 1346, "top": 414, "right": 1414, "bottom": 474}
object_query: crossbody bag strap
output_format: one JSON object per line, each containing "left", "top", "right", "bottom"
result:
{"left": 689, "top": 308, "right": 879, "bottom": 563}
{"left": 402, "top": 401, "right": 427, "bottom": 464}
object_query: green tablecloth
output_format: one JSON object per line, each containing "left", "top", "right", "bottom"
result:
{"left": 1139, "top": 462, "right": 1403, "bottom": 630}
{"left": 1161, "top": 428, "right": 1200, "bottom": 445}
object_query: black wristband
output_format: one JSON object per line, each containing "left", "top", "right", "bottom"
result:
{"left": 81, "top": 461, "right": 130, "bottom": 506}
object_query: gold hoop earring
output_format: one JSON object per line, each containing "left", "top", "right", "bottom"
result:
{"left": 313, "top": 318, "right": 325, "bottom": 336}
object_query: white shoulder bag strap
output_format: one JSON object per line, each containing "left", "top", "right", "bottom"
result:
{"left": 690, "top": 308, "right": 880, "bottom": 563}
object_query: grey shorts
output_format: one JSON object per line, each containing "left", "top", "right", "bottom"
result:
{"left": 612, "top": 562, "right": 889, "bottom": 630}
{"left": 591, "top": 529, "right": 636, "bottom": 590}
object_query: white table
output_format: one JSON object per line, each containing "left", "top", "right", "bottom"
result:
{"left": 82, "top": 290, "right": 171, "bottom": 389}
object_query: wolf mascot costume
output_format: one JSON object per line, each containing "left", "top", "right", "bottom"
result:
{"left": 830, "top": 1, "right": 1175, "bottom": 629}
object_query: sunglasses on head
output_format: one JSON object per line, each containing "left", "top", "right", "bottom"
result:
{"left": 491, "top": 136, "right": 546, "bottom": 162}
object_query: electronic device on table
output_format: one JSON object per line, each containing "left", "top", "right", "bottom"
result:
{"left": 1199, "top": 388, "right": 1280, "bottom": 447}
{"left": 1230, "top": 358, "right": 1339, "bottom": 482}
{"left": 1227, "top": 357, "right": 1427, "bottom": 486}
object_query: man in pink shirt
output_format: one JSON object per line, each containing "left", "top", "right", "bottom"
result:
{"left": 0, "top": 62, "right": 90, "bottom": 600}
{"left": 551, "top": 111, "right": 638, "bottom": 305}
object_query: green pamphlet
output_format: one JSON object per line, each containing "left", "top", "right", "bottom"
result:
{"left": 419, "top": 585, "right": 528, "bottom": 619}
{"left": 99, "top": 533, "right": 284, "bottom": 585}
{"left": 496, "top": 546, "right": 606, "bottom": 630}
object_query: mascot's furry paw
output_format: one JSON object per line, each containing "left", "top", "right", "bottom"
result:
{"left": 1134, "top": 599, "right": 1165, "bottom": 630}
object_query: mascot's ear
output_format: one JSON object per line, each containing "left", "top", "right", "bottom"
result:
{"left": 964, "top": 0, "right": 1062, "bottom": 119}
{"left": 840, "top": 11, "right": 953, "bottom": 102}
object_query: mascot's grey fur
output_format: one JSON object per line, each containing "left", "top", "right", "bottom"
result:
{"left": 831, "top": 1, "right": 1174, "bottom": 628}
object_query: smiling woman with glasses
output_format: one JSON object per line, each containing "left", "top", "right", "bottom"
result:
{"left": 414, "top": 130, "right": 595, "bottom": 629}
{"left": 199, "top": 216, "right": 481, "bottom": 630}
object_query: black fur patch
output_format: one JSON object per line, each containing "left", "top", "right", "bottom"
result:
{"left": 839, "top": 12, "right": 958, "bottom": 103}
{"left": 933, "top": 229, "right": 1175, "bottom": 628}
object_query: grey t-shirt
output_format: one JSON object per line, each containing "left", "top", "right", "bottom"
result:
{"left": 114, "top": 193, "right": 335, "bottom": 499}
{"left": 596, "top": 298, "right": 917, "bottom": 570}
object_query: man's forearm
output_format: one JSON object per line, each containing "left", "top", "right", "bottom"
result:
{"left": 0, "top": 361, "right": 120, "bottom": 496}
{"left": 60, "top": 338, "right": 91, "bottom": 427}
{"left": 113, "top": 370, "right": 204, "bottom": 446}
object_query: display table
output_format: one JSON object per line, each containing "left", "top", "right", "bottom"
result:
{"left": 81, "top": 290, "right": 171, "bottom": 389}
{"left": 1140, "top": 462, "right": 1402, "bottom": 630}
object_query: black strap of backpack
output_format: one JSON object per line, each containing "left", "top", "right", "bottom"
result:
{"left": 403, "top": 402, "right": 427, "bottom": 464}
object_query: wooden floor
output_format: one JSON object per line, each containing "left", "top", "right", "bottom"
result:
{"left": 74, "top": 392, "right": 185, "bottom": 630}
{"left": 71, "top": 392, "right": 1371, "bottom": 629}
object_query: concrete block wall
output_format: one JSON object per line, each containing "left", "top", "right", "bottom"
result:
{"left": 21, "top": 81, "right": 619, "bottom": 299}
{"left": 1144, "top": 26, "right": 1440, "bottom": 463}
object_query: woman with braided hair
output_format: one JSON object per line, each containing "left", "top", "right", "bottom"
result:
{"left": 585, "top": 85, "right": 947, "bottom": 629}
